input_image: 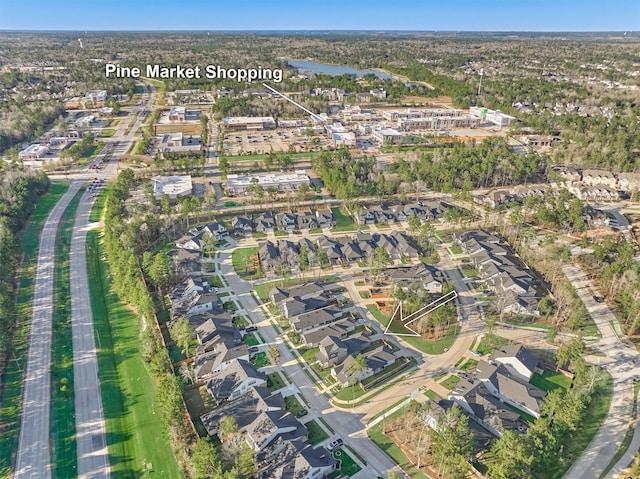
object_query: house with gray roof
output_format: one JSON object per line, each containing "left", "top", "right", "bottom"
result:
{"left": 255, "top": 212, "right": 276, "bottom": 232}
{"left": 205, "top": 358, "right": 267, "bottom": 404}
{"left": 315, "top": 209, "right": 335, "bottom": 228}
{"left": 166, "top": 248, "right": 201, "bottom": 278}
{"left": 289, "top": 306, "right": 343, "bottom": 333}
{"left": 476, "top": 360, "right": 546, "bottom": 418}
{"left": 491, "top": 346, "right": 541, "bottom": 382}
{"left": 332, "top": 344, "right": 398, "bottom": 387}
{"left": 276, "top": 213, "right": 298, "bottom": 232}
{"left": 171, "top": 290, "right": 222, "bottom": 318}
{"left": 259, "top": 241, "right": 279, "bottom": 273}
{"left": 200, "top": 386, "right": 284, "bottom": 436}
{"left": 259, "top": 440, "right": 338, "bottom": 479}
{"left": 245, "top": 410, "right": 303, "bottom": 452}
{"left": 300, "top": 318, "right": 357, "bottom": 347}
{"left": 232, "top": 216, "right": 253, "bottom": 236}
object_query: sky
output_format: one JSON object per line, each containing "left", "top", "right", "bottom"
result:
{"left": 1, "top": 0, "right": 639, "bottom": 32}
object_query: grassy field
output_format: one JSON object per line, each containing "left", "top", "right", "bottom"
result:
{"left": 306, "top": 419, "right": 329, "bottom": 445}
{"left": 0, "top": 182, "right": 68, "bottom": 472}
{"left": 89, "top": 183, "right": 113, "bottom": 223}
{"left": 530, "top": 370, "right": 572, "bottom": 392}
{"left": 98, "top": 128, "right": 116, "bottom": 138}
{"left": 51, "top": 188, "right": 84, "bottom": 479}
{"left": 87, "top": 231, "right": 179, "bottom": 478}
{"left": 440, "top": 375, "right": 461, "bottom": 390}
{"left": 330, "top": 207, "right": 356, "bottom": 232}
{"left": 366, "top": 305, "right": 459, "bottom": 355}
{"left": 285, "top": 395, "right": 304, "bottom": 415}
{"left": 333, "top": 449, "right": 362, "bottom": 477}
{"left": 231, "top": 247, "right": 264, "bottom": 280}
{"left": 266, "top": 372, "right": 286, "bottom": 391}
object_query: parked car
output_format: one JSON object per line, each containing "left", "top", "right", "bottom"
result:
{"left": 248, "top": 347, "right": 259, "bottom": 353}
{"left": 593, "top": 295, "right": 605, "bottom": 303}
{"left": 296, "top": 408, "right": 308, "bottom": 418}
{"left": 327, "top": 438, "right": 343, "bottom": 452}
{"left": 245, "top": 326, "right": 258, "bottom": 332}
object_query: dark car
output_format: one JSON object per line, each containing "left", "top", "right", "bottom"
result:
{"left": 248, "top": 346, "right": 259, "bottom": 353}
{"left": 245, "top": 326, "right": 258, "bottom": 332}
{"left": 593, "top": 295, "right": 605, "bottom": 303}
{"left": 296, "top": 409, "right": 308, "bottom": 418}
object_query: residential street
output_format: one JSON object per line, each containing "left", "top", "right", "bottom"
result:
{"left": 562, "top": 264, "right": 640, "bottom": 479}
{"left": 14, "top": 182, "right": 82, "bottom": 479}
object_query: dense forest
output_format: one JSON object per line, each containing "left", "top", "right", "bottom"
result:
{"left": 0, "top": 163, "right": 50, "bottom": 380}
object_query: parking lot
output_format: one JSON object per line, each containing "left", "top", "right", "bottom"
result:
{"left": 222, "top": 128, "right": 333, "bottom": 155}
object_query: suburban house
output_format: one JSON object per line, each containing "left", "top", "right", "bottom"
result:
{"left": 168, "top": 276, "right": 210, "bottom": 305}
{"left": 386, "top": 263, "right": 443, "bottom": 294}
{"left": 205, "top": 358, "right": 267, "bottom": 404}
{"left": 315, "top": 209, "right": 336, "bottom": 228}
{"left": 166, "top": 248, "right": 201, "bottom": 278}
{"left": 276, "top": 213, "right": 298, "bottom": 231}
{"left": 259, "top": 440, "right": 338, "bottom": 479}
{"left": 255, "top": 212, "right": 276, "bottom": 233}
{"left": 317, "top": 336, "right": 349, "bottom": 368}
{"left": 175, "top": 231, "right": 208, "bottom": 251}
{"left": 232, "top": 216, "right": 253, "bottom": 236}
{"left": 204, "top": 222, "right": 229, "bottom": 240}
{"left": 331, "top": 344, "right": 398, "bottom": 387}
{"left": 491, "top": 345, "right": 542, "bottom": 381}
{"left": 300, "top": 319, "right": 358, "bottom": 348}
{"left": 245, "top": 410, "right": 304, "bottom": 453}
{"left": 476, "top": 360, "right": 546, "bottom": 419}
{"left": 171, "top": 290, "right": 222, "bottom": 318}
{"left": 200, "top": 386, "right": 284, "bottom": 436}
{"left": 289, "top": 306, "right": 344, "bottom": 333}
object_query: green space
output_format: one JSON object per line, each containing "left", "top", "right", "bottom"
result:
{"left": 333, "top": 449, "right": 362, "bottom": 477}
{"left": 300, "top": 346, "right": 320, "bottom": 366}
{"left": 87, "top": 231, "right": 180, "bottom": 478}
{"left": 530, "top": 370, "right": 572, "bottom": 392}
{"left": 251, "top": 352, "right": 269, "bottom": 368}
{"left": 244, "top": 333, "right": 260, "bottom": 347}
{"left": 231, "top": 247, "right": 264, "bottom": 280}
{"left": 0, "top": 182, "right": 68, "bottom": 471}
{"left": 207, "top": 275, "right": 226, "bottom": 289}
{"left": 450, "top": 245, "right": 463, "bottom": 254}
{"left": 251, "top": 232, "right": 267, "bottom": 239}
{"left": 306, "top": 419, "right": 329, "bottom": 445}
{"left": 461, "top": 266, "right": 479, "bottom": 278}
{"left": 366, "top": 305, "right": 458, "bottom": 355}
{"left": 367, "top": 404, "right": 429, "bottom": 479}
{"left": 440, "top": 375, "right": 460, "bottom": 390}
{"left": 254, "top": 275, "right": 338, "bottom": 301}
{"left": 98, "top": 128, "right": 116, "bottom": 138}
{"left": 549, "top": 372, "right": 613, "bottom": 479}
{"left": 285, "top": 395, "right": 304, "bottom": 415}
{"left": 89, "top": 183, "right": 113, "bottom": 223}
{"left": 424, "top": 389, "right": 442, "bottom": 401}
{"left": 330, "top": 207, "right": 356, "bottom": 232}
{"left": 266, "top": 372, "right": 286, "bottom": 391}
{"left": 476, "top": 334, "right": 510, "bottom": 356}
{"left": 274, "top": 230, "right": 290, "bottom": 237}
{"left": 51, "top": 187, "right": 84, "bottom": 478}
{"left": 459, "top": 358, "right": 479, "bottom": 372}
{"left": 308, "top": 228, "right": 323, "bottom": 234}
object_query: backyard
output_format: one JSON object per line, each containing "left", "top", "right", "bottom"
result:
{"left": 231, "top": 247, "right": 264, "bottom": 280}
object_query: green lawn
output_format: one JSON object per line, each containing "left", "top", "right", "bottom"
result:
{"left": 333, "top": 449, "right": 362, "bottom": 476}
{"left": 530, "top": 370, "right": 572, "bottom": 392}
{"left": 266, "top": 372, "right": 286, "bottom": 391}
{"left": 334, "top": 358, "right": 415, "bottom": 402}
{"left": 245, "top": 333, "right": 260, "bottom": 347}
{"left": 274, "top": 230, "right": 290, "bottom": 237}
{"left": 251, "top": 232, "right": 267, "bottom": 239}
{"left": 87, "top": 231, "right": 179, "bottom": 478}
{"left": 306, "top": 419, "right": 329, "bottom": 445}
{"left": 367, "top": 404, "right": 430, "bottom": 479}
{"left": 51, "top": 188, "right": 84, "bottom": 478}
{"left": 440, "top": 375, "right": 461, "bottom": 390}
{"left": 476, "top": 334, "right": 510, "bottom": 356}
{"left": 459, "top": 359, "right": 479, "bottom": 372}
{"left": 251, "top": 352, "right": 269, "bottom": 368}
{"left": 221, "top": 151, "right": 322, "bottom": 163}
{"left": 89, "top": 183, "right": 112, "bottom": 222}
{"left": 450, "top": 245, "right": 463, "bottom": 254}
{"left": 0, "top": 182, "right": 69, "bottom": 472}
{"left": 231, "top": 247, "right": 264, "bottom": 280}
{"left": 366, "top": 305, "right": 459, "bottom": 355}
{"left": 285, "top": 395, "right": 304, "bottom": 415}
{"left": 98, "top": 128, "right": 116, "bottom": 137}
{"left": 330, "top": 207, "right": 356, "bottom": 231}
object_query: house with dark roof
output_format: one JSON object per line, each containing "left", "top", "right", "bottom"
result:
{"left": 195, "top": 318, "right": 243, "bottom": 347}
{"left": 166, "top": 248, "right": 201, "bottom": 278}
{"left": 175, "top": 230, "right": 207, "bottom": 251}
{"left": 476, "top": 360, "right": 546, "bottom": 419}
{"left": 259, "top": 440, "right": 338, "bottom": 479}
{"left": 205, "top": 358, "right": 267, "bottom": 403}
{"left": 315, "top": 209, "right": 335, "bottom": 228}
{"left": 276, "top": 213, "right": 298, "bottom": 232}
{"left": 331, "top": 345, "right": 398, "bottom": 387}
{"left": 232, "top": 216, "right": 253, "bottom": 236}
{"left": 255, "top": 212, "right": 276, "bottom": 233}
{"left": 356, "top": 207, "right": 377, "bottom": 225}
{"left": 171, "top": 290, "right": 222, "bottom": 318}
{"left": 300, "top": 318, "right": 357, "bottom": 347}
{"left": 449, "top": 377, "right": 526, "bottom": 438}
{"left": 289, "top": 306, "right": 343, "bottom": 333}
{"left": 204, "top": 222, "right": 229, "bottom": 240}
{"left": 168, "top": 276, "right": 210, "bottom": 305}
{"left": 259, "top": 241, "right": 279, "bottom": 273}
{"left": 200, "top": 386, "right": 284, "bottom": 436}
{"left": 491, "top": 346, "right": 541, "bottom": 382}
{"left": 296, "top": 211, "right": 318, "bottom": 230}
{"left": 386, "top": 263, "right": 443, "bottom": 294}
{"left": 390, "top": 231, "right": 421, "bottom": 258}
{"left": 245, "top": 410, "right": 303, "bottom": 452}
{"left": 317, "top": 336, "right": 348, "bottom": 368}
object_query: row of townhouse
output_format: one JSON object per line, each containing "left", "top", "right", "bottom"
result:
{"left": 174, "top": 222, "right": 230, "bottom": 250}
{"left": 247, "top": 209, "right": 336, "bottom": 234}
{"left": 199, "top": 363, "right": 339, "bottom": 479}
{"left": 555, "top": 167, "right": 640, "bottom": 194}
{"left": 454, "top": 230, "right": 540, "bottom": 316}
{"left": 356, "top": 200, "right": 453, "bottom": 225}
{"left": 258, "top": 230, "right": 423, "bottom": 274}
{"left": 474, "top": 185, "right": 551, "bottom": 209}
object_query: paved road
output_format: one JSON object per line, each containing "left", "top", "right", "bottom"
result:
{"left": 70, "top": 189, "right": 109, "bottom": 479}
{"left": 15, "top": 182, "right": 82, "bottom": 479}
{"left": 562, "top": 264, "right": 639, "bottom": 479}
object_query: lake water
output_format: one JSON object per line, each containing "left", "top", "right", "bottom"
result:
{"left": 287, "top": 59, "right": 394, "bottom": 80}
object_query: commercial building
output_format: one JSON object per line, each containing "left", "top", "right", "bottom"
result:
{"left": 151, "top": 175, "right": 193, "bottom": 200}
{"left": 470, "top": 107, "right": 516, "bottom": 128}
{"left": 18, "top": 144, "right": 49, "bottom": 160}
{"left": 372, "top": 127, "right": 402, "bottom": 145}
{"left": 158, "top": 132, "right": 202, "bottom": 154}
{"left": 227, "top": 171, "right": 310, "bottom": 196}
{"left": 398, "top": 115, "right": 479, "bottom": 131}
{"left": 222, "top": 116, "right": 277, "bottom": 131}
